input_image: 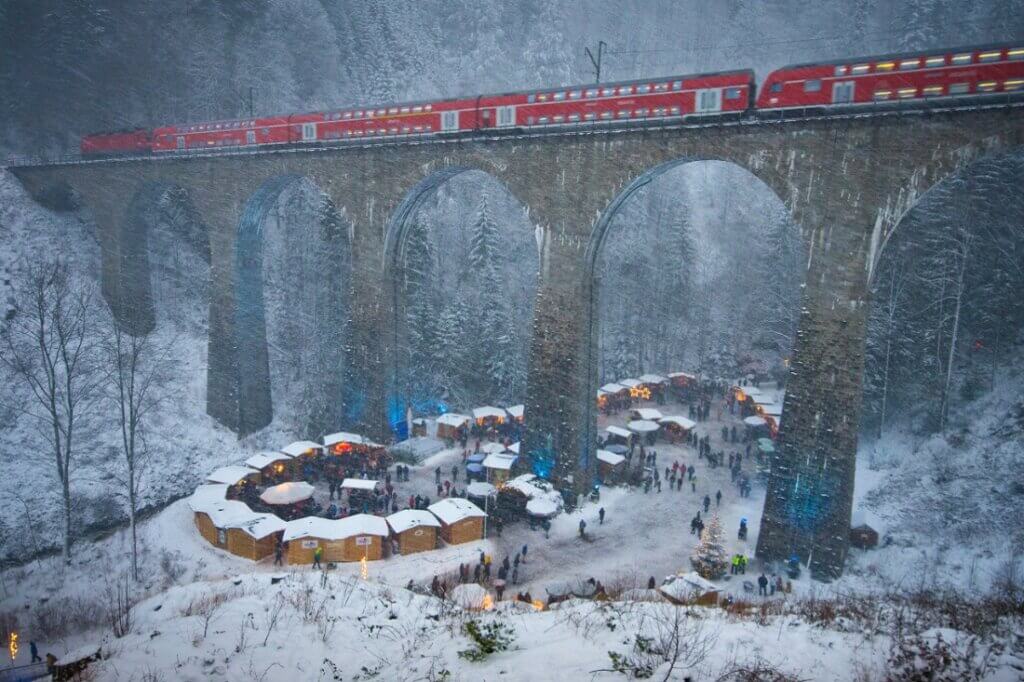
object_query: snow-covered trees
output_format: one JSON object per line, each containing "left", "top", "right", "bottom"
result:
{"left": 690, "top": 515, "right": 729, "bottom": 580}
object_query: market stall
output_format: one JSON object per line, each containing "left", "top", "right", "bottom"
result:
{"left": 472, "top": 406, "right": 507, "bottom": 427}
{"left": 386, "top": 509, "right": 441, "bottom": 555}
{"left": 428, "top": 498, "right": 487, "bottom": 544}
{"left": 658, "top": 415, "right": 696, "bottom": 442}
{"left": 323, "top": 431, "right": 388, "bottom": 468}
{"left": 244, "top": 451, "right": 293, "bottom": 485}
{"left": 225, "top": 513, "right": 287, "bottom": 561}
{"left": 283, "top": 514, "right": 389, "bottom": 563}
{"left": 506, "top": 404, "right": 525, "bottom": 423}
{"left": 436, "top": 413, "right": 470, "bottom": 441}
{"left": 482, "top": 452, "right": 518, "bottom": 486}
{"left": 596, "top": 449, "right": 626, "bottom": 482}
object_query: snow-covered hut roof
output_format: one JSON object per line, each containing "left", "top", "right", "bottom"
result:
{"left": 506, "top": 405, "right": 524, "bottom": 419}
{"left": 632, "top": 408, "right": 663, "bottom": 421}
{"left": 605, "top": 425, "right": 633, "bottom": 439}
{"left": 743, "top": 416, "right": 767, "bottom": 427}
{"left": 341, "top": 478, "right": 379, "bottom": 491}
{"left": 638, "top": 374, "right": 668, "bottom": 384}
{"left": 761, "top": 404, "right": 783, "bottom": 416}
{"left": 667, "top": 371, "right": 696, "bottom": 380}
{"left": 526, "top": 497, "right": 559, "bottom": 518}
{"left": 628, "top": 419, "right": 660, "bottom": 433}
{"left": 428, "top": 498, "right": 487, "bottom": 525}
{"left": 436, "top": 413, "right": 470, "bottom": 427}
{"left": 281, "top": 440, "right": 322, "bottom": 457}
{"left": 323, "top": 431, "right": 382, "bottom": 448}
{"left": 188, "top": 484, "right": 229, "bottom": 513}
{"left": 659, "top": 572, "right": 720, "bottom": 602}
{"left": 619, "top": 378, "right": 643, "bottom": 388}
{"left": 206, "top": 465, "right": 258, "bottom": 485}
{"left": 508, "top": 442, "right": 520, "bottom": 454}
{"left": 600, "top": 382, "right": 628, "bottom": 394}
{"left": 466, "top": 481, "right": 497, "bottom": 497}
{"left": 503, "top": 474, "right": 544, "bottom": 499}
{"left": 739, "top": 385, "right": 762, "bottom": 396}
{"left": 472, "top": 406, "right": 507, "bottom": 420}
{"left": 283, "top": 514, "right": 388, "bottom": 542}
{"left": 482, "top": 453, "right": 517, "bottom": 470}
{"left": 245, "top": 451, "right": 291, "bottom": 470}
{"left": 386, "top": 509, "right": 441, "bottom": 534}
{"left": 596, "top": 449, "right": 626, "bottom": 466}
{"left": 205, "top": 500, "right": 258, "bottom": 528}
{"left": 230, "top": 513, "right": 287, "bottom": 539}
{"left": 260, "top": 481, "right": 315, "bottom": 505}
{"left": 659, "top": 415, "right": 696, "bottom": 430}
{"left": 480, "top": 441, "right": 509, "bottom": 454}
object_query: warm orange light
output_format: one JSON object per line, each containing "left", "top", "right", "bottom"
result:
{"left": 482, "top": 594, "right": 494, "bottom": 610}
{"left": 274, "top": 463, "right": 284, "bottom": 473}
{"left": 360, "top": 556, "right": 368, "bottom": 580}
{"left": 8, "top": 631, "right": 17, "bottom": 663}
{"left": 531, "top": 599, "right": 544, "bottom": 611}
{"left": 333, "top": 442, "right": 353, "bottom": 455}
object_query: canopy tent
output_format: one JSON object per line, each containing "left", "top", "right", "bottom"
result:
{"left": 743, "top": 416, "right": 767, "bottom": 427}
{"left": 525, "top": 497, "right": 560, "bottom": 518}
{"left": 472, "top": 406, "right": 507, "bottom": 422}
{"left": 466, "top": 463, "right": 484, "bottom": 474}
{"left": 206, "top": 465, "right": 258, "bottom": 485}
{"left": 245, "top": 452, "right": 292, "bottom": 470}
{"left": 280, "top": 440, "right": 322, "bottom": 457}
{"left": 341, "top": 478, "right": 379, "bottom": 491}
{"left": 604, "top": 425, "right": 633, "bottom": 440}
{"left": 260, "top": 481, "right": 315, "bottom": 505}
{"left": 466, "top": 481, "right": 498, "bottom": 498}
{"left": 631, "top": 408, "right": 664, "bottom": 421}
{"left": 600, "top": 382, "right": 628, "bottom": 394}
{"left": 506, "top": 404, "right": 525, "bottom": 421}
{"left": 739, "top": 385, "right": 762, "bottom": 396}
{"left": 637, "top": 374, "right": 668, "bottom": 385}
{"left": 596, "top": 449, "right": 626, "bottom": 466}
{"left": 482, "top": 453, "right": 517, "bottom": 471}
{"left": 508, "top": 442, "right": 520, "bottom": 454}
{"left": 627, "top": 419, "right": 660, "bottom": 433}
{"left": 604, "top": 443, "right": 629, "bottom": 455}
{"left": 659, "top": 415, "right": 696, "bottom": 431}
{"left": 480, "top": 441, "right": 509, "bottom": 454}
{"left": 436, "top": 413, "right": 470, "bottom": 427}
{"left": 386, "top": 509, "right": 441, "bottom": 535}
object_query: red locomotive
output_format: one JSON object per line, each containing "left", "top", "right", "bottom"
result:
{"left": 80, "top": 43, "right": 1023, "bottom": 158}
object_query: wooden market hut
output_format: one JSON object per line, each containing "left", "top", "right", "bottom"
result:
{"left": 482, "top": 452, "right": 518, "bottom": 486}
{"left": 472, "top": 406, "right": 507, "bottom": 428}
{"left": 188, "top": 483, "right": 230, "bottom": 545}
{"left": 630, "top": 407, "right": 664, "bottom": 422}
{"left": 667, "top": 371, "right": 696, "bottom": 388}
{"left": 658, "top": 415, "right": 696, "bottom": 442}
{"left": 596, "top": 449, "right": 626, "bottom": 482}
{"left": 225, "top": 513, "right": 287, "bottom": 560}
{"left": 386, "top": 509, "right": 441, "bottom": 555}
{"left": 599, "top": 383, "right": 630, "bottom": 411}
{"left": 323, "top": 431, "right": 388, "bottom": 468}
{"left": 506, "top": 404, "right": 525, "bottom": 423}
{"left": 619, "top": 378, "right": 647, "bottom": 400}
{"left": 411, "top": 418, "right": 427, "bottom": 437}
{"left": 603, "top": 425, "right": 634, "bottom": 447}
{"left": 206, "top": 465, "right": 260, "bottom": 499}
{"left": 283, "top": 514, "right": 390, "bottom": 564}
{"left": 659, "top": 572, "right": 721, "bottom": 607}
{"left": 850, "top": 524, "right": 879, "bottom": 550}
{"left": 436, "top": 413, "right": 471, "bottom": 441}
{"left": 244, "top": 451, "right": 293, "bottom": 485}
{"left": 281, "top": 440, "right": 323, "bottom": 459}
{"left": 193, "top": 500, "right": 256, "bottom": 551}
{"left": 428, "top": 498, "right": 487, "bottom": 545}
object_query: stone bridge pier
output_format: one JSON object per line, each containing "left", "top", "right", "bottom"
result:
{"left": 10, "top": 105, "right": 1023, "bottom": 579}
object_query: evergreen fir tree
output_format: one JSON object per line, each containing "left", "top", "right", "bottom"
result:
{"left": 690, "top": 514, "right": 729, "bottom": 580}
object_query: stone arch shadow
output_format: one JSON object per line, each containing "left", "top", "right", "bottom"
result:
{"left": 234, "top": 174, "right": 350, "bottom": 437}
{"left": 116, "top": 182, "right": 210, "bottom": 335}
{"left": 575, "top": 156, "right": 803, "bottom": 487}
{"left": 381, "top": 166, "right": 541, "bottom": 440}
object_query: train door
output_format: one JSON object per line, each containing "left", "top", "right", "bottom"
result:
{"left": 176, "top": 136, "right": 185, "bottom": 150}
{"left": 497, "top": 106, "right": 516, "bottom": 127}
{"left": 479, "top": 108, "right": 494, "bottom": 129}
{"left": 832, "top": 81, "right": 855, "bottom": 104}
{"left": 695, "top": 88, "right": 722, "bottom": 113}
{"left": 441, "top": 110, "right": 459, "bottom": 132}
{"left": 246, "top": 130, "right": 256, "bottom": 145}
{"left": 302, "top": 123, "right": 317, "bottom": 142}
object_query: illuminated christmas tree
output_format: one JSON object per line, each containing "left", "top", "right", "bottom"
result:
{"left": 690, "top": 514, "right": 729, "bottom": 580}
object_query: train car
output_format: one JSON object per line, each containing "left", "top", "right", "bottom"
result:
{"left": 757, "top": 44, "right": 1024, "bottom": 114}
{"left": 151, "top": 116, "right": 290, "bottom": 153}
{"left": 80, "top": 129, "right": 152, "bottom": 157}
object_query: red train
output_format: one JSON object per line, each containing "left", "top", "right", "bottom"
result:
{"left": 82, "top": 43, "right": 1023, "bottom": 157}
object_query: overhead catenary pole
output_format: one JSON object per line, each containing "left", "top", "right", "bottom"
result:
{"left": 585, "top": 40, "right": 607, "bottom": 84}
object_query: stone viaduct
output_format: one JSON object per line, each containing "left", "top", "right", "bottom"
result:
{"left": 9, "top": 105, "right": 1024, "bottom": 579}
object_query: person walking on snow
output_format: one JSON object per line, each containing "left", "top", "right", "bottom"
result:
{"left": 758, "top": 573, "right": 769, "bottom": 596}
{"left": 274, "top": 541, "right": 283, "bottom": 566}
{"left": 30, "top": 641, "right": 41, "bottom": 663}
{"left": 599, "top": 507, "right": 606, "bottom": 525}
{"left": 703, "top": 494, "right": 711, "bottom": 513}
{"left": 312, "top": 545, "right": 323, "bottom": 569}
{"left": 579, "top": 519, "right": 587, "bottom": 538}
{"left": 716, "top": 490, "right": 722, "bottom": 507}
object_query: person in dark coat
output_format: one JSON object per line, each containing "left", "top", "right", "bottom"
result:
{"left": 30, "top": 641, "right": 41, "bottom": 663}
{"left": 647, "top": 576, "right": 656, "bottom": 589}
{"left": 579, "top": 519, "right": 587, "bottom": 538}
{"left": 703, "top": 494, "right": 711, "bottom": 513}
{"left": 758, "top": 573, "right": 769, "bottom": 596}
{"left": 715, "top": 490, "right": 722, "bottom": 507}
{"left": 274, "top": 541, "right": 283, "bottom": 566}
{"left": 598, "top": 507, "right": 605, "bottom": 524}
{"left": 522, "top": 544, "right": 528, "bottom": 562}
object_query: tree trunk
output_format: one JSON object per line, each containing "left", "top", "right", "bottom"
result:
{"left": 939, "top": 245, "right": 968, "bottom": 433}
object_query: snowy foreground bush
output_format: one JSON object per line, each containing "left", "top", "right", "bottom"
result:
{"left": 5, "top": 569, "right": 1021, "bottom": 681}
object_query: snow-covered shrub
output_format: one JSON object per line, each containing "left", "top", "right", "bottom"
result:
{"left": 884, "top": 630, "right": 995, "bottom": 682}
{"left": 457, "top": 618, "right": 515, "bottom": 662}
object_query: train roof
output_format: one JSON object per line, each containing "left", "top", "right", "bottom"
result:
{"left": 777, "top": 41, "right": 1021, "bottom": 71}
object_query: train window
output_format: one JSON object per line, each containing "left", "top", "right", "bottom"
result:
{"left": 670, "top": 106, "right": 680, "bottom": 114}
{"left": 873, "top": 90, "right": 891, "bottom": 101}
{"left": 673, "top": 81, "right": 683, "bottom": 90}
{"left": 876, "top": 61, "right": 895, "bottom": 71}
{"left": 413, "top": 105, "right": 422, "bottom": 113}
{"left": 978, "top": 51, "right": 1001, "bottom": 62}
{"left": 527, "top": 116, "right": 535, "bottom": 125}
{"left": 538, "top": 94, "right": 548, "bottom": 101}
{"left": 804, "top": 80, "right": 822, "bottom": 93}
{"left": 925, "top": 56, "right": 945, "bottom": 67}
{"left": 897, "top": 87, "right": 917, "bottom": 98}
{"left": 553, "top": 115, "right": 564, "bottom": 122}
{"left": 538, "top": 116, "right": 550, "bottom": 123}
{"left": 654, "top": 83, "right": 669, "bottom": 92}
{"left": 343, "top": 112, "right": 351, "bottom": 119}
{"left": 402, "top": 126, "right": 410, "bottom": 133}
{"left": 637, "top": 84, "right": 651, "bottom": 93}
{"left": 1005, "top": 79, "right": 1024, "bottom": 91}
{"left": 618, "top": 86, "right": 633, "bottom": 95}
{"left": 899, "top": 59, "right": 919, "bottom": 70}
{"left": 634, "top": 108, "right": 648, "bottom": 116}
{"left": 528, "top": 94, "right": 536, "bottom": 103}
{"left": 1009, "top": 48, "right": 1024, "bottom": 60}
{"left": 725, "top": 87, "right": 742, "bottom": 99}
{"left": 851, "top": 64, "right": 869, "bottom": 74}
{"left": 584, "top": 112, "right": 596, "bottom": 120}
{"left": 600, "top": 112, "right": 613, "bottom": 119}
{"left": 553, "top": 92, "right": 565, "bottom": 100}
{"left": 586, "top": 88, "right": 599, "bottom": 97}
{"left": 377, "top": 109, "right": 386, "bottom": 115}
{"left": 977, "top": 81, "right": 997, "bottom": 91}
{"left": 834, "top": 65, "right": 847, "bottom": 76}
{"left": 951, "top": 53, "right": 971, "bottom": 64}
{"left": 770, "top": 82, "right": 783, "bottom": 93}
{"left": 618, "top": 110, "right": 630, "bottom": 118}
{"left": 387, "top": 108, "right": 397, "bottom": 114}
{"left": 569, "top": 90, "right": 581, "bottom": 99}
{"left": 425, "top": 104, "right": 432, "bottom": 111}
{"left": 366, "top": 110, "right": 374, "bottom": 118}
{"left": 923, "top": 85, "right": 943, "bottom": 97}
{"left": 602, "top": 87, "right": 615, "bottom": 96}
{"left": 400, "top": 107, "right": 410, "bottom": 113}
